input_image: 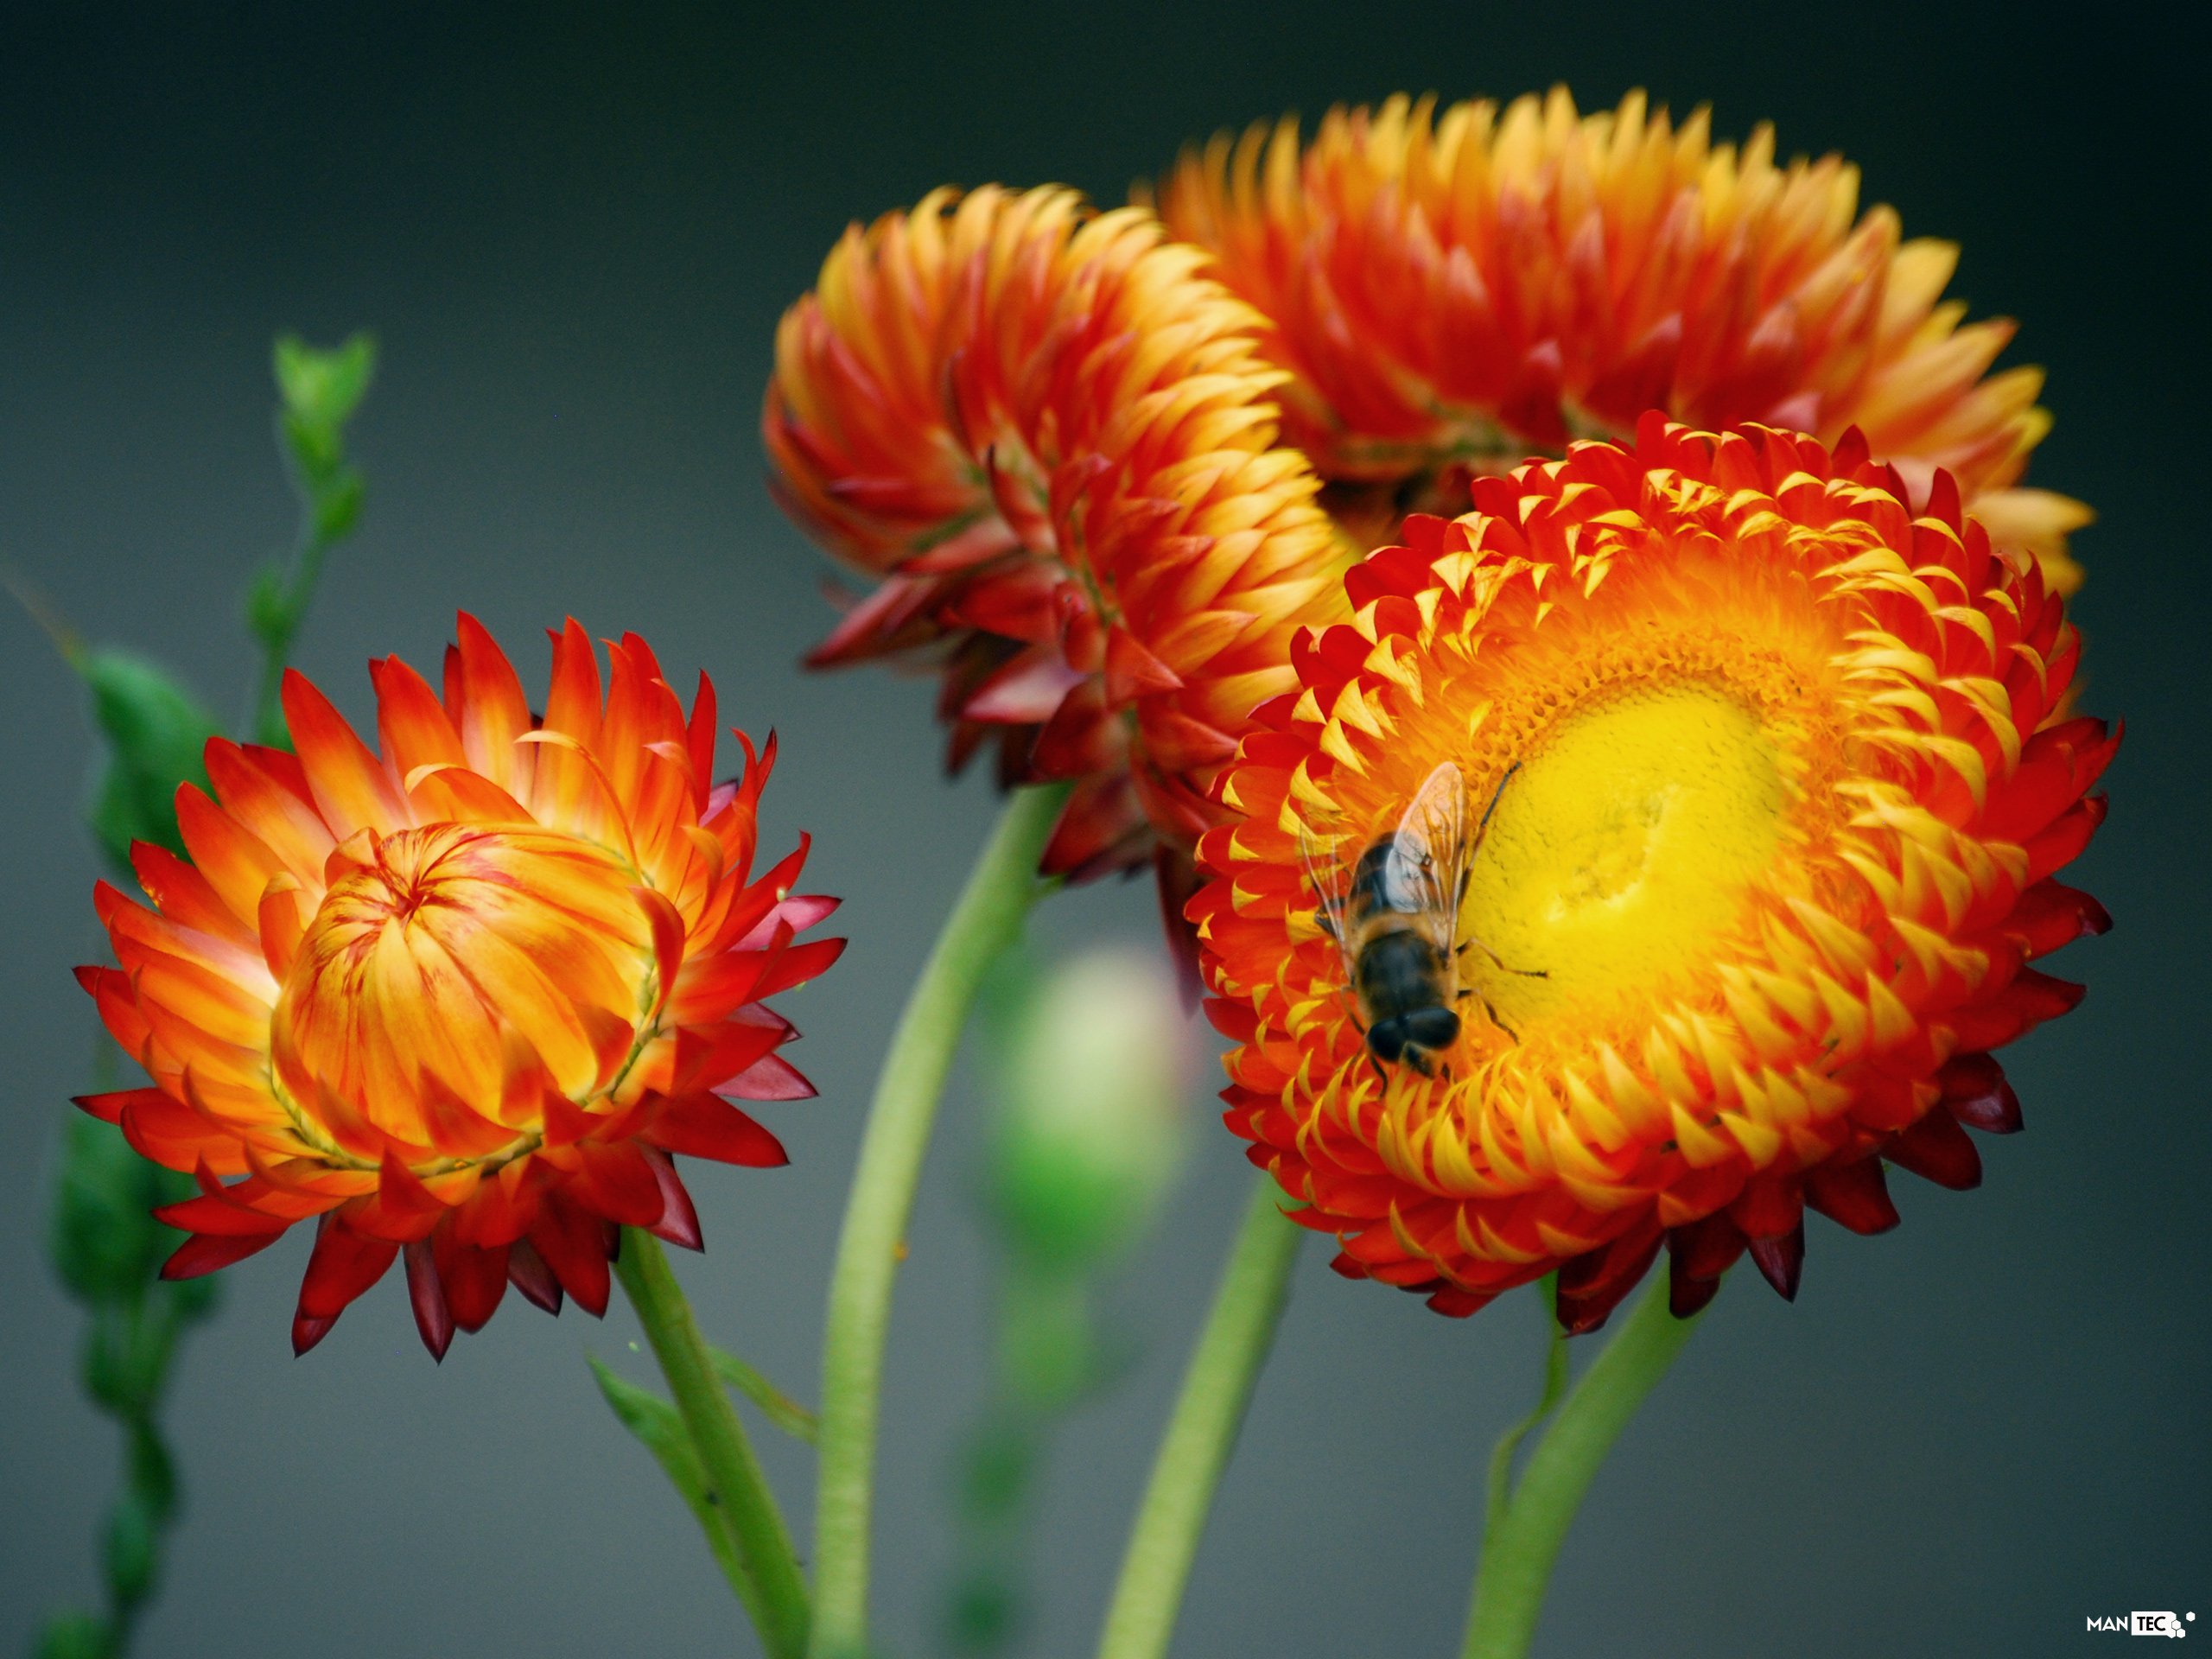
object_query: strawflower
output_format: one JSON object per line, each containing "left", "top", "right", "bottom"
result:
{"left": 78, "top": 616, "right": 842, "bottom": 1357}
{"left": 1193, "top": 416, "right": 2114, "bottom": 1330}
{"left": 765, "top": 185, "right": 1351, "bottom": 923}
{"left": 1155, "top": 88, "right": 2089, "bottom": 591}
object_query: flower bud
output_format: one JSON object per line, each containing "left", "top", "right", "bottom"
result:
{"left": 985, "top": 948, "right": 1192, "bottom": 1273}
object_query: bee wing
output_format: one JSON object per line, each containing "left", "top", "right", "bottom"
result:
{"left": 1295, "top": 815, "right": 1365, "bottom": 988}
{"left": 1391, "top": 760, "right": 1470, "bottom": 955}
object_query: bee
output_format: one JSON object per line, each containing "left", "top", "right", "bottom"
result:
{"left": 1300, "top": 761, "right": 1537, "bottom": 1079}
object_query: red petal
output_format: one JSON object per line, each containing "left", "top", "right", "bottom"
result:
{"left": 752, "top": 936, "right": 846, "bottom": 1000}
{"left": 962, "top": 650, "right": 1086, "bottom": 724}
{"left": 1886, "top": 1109, "right": 1983, "bottom": 1191}
{"left": 1748, "top": 1221, "right": 1805, "bottom": 1301}
{"left": 641, "top": 1147, "right": 703, "bottom": 1251}
{"left": 531, "top": 1199, "right": 613, "bottom": 1318}
{"left": 1940, "top": 1053, "right": 2024, "bottom": 1135}
{"left": 162, "top": 1230, "right": 284, "bottom": 1279}
{"left": 1669, "top": 1211, "right": 1746, "bottom": 1280}
{"left": 506, "top": 1237, "right": 564, "bottom": 1314}
{"left": 2007, "top": 880, "right": 2113, "bottom": 958}
{"left": 672, "top": 1020, "right": 787, "bottom": 1095}
{"left": 717, "top": 1053, "right": 817, "bottom": 1103}
{"left": 404, "top": 1238, "right": 454, "bottom": 1360}
{"left": 650, "top": 1092, "right": 790, "bottom": 1166}
{"left": 1103, "top": 626, "right": 1185, "bottom": 702}
{"left": 571, "top": 1141, "right": 669, "bottom": 1229}
{"left": 297, "top": 1215, "right": 400, "bottom": 1321}
{"left": 1804, "top": 1157, "right": 1901, "bottom": 1235}
{"left": 1667, "top": 1254, "right": 1723, "bottom": 1319}
{"left": 1425, "top": 1285, "right": 1494, "bottom": 1318}
{"left": 435, "top": 1235, "right": 510, "bottom": 1334}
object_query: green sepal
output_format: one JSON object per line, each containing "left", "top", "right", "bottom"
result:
{"left": 588, "top": 1357, "right": 753, "bottom": 1600}
{"left": 79, "top": 649, "right": 219, "bottom": 870}
{"left": 707, "top": 1344, "right": 819, "bottom": 1445}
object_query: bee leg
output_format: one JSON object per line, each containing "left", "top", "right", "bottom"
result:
{"left": 1465, "top": 933, "right": 1548, "bottom": 978}
{"left": 1369, "top": 1053, "right": 1388, "bottom": 1087}
{"left": 1476, "top": 993, "right": 1520, "bottom": 1045}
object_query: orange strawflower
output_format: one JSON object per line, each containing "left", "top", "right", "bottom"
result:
{"left": 78, "top": 618, "right": 842, "bottom": 1357}
{"left": 1155, "top": 88, "right": 2089, "bottom": 591}
{"left": 1192, "top": 417, "right": 2114, "bottom": 1329}
{"left": 765, "top": 186, "right": 1351, "bottom": 912}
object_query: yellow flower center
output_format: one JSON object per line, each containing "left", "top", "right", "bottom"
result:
{"left": 1461, "top": 679, "right": 1791, "bottom": 1034}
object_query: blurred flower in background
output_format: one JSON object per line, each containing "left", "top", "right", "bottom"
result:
{"left": 1154, "top": 87, "right": 2088, "bottom": 588}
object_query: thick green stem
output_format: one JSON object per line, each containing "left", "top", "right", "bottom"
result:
{"left": 809, "top": 784, "right": 1069, "bottom": 1659}
{"left": 618, "top": 1229, "right": 811, "bottom": 1659}
{"left": 1095, "top": 1178, "right": 1304, "bottom": 1659}
{"left": 1461, "top": 1276, "right": 1703, "bottom": 1659}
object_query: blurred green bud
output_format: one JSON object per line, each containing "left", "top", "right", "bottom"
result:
{"left": 273, "top": 333, "right": 375, "bottom": 437}
{"left": 244, "top": 563, "right": 290, "bottom": 649}
{"left": 79, "top": 648, "right": 219, "bottom": 869}
{"left": 311, "top": 467, "right": 365, "bottom": 543}
{"left": 985, "top": 949, "right": 1192, "bottom": 1274}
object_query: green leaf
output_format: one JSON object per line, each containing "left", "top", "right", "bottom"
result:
{"left": 588, "top": 1357, "right": 753, "bottom": 1600}
{"left": 708, "top": 1345, "right": 819, "bottom": 1445}
{"left": 273, "top": 333, "right": 376, "bottom": 434}
{"left": 31, "top": 1611, "right": 111, "bottom": 1659}
{"left": 79, "top": 649, "right": 219, "bottom": 868}
{"left": 50, "top": 1116, "right": 171, "bottom": 1304}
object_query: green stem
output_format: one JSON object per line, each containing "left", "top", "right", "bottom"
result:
{"left": 618, "top": 1229, "right": 811, "bottom": 1659}
{"left": 248, "top": 532, "right": 325, "bottom": 747}
{"left": 1461, "top": 1276, "right": 1703, "bottom": 1659}
{"left": 1483, "top": 1277, "right": 1569, "bottom": 1539}
{"left": 1095, "top": 1178, "right": 1304, "bottom": 1659}
{"left": 809, "top": 784, "right": 1070, "bottom": 1659}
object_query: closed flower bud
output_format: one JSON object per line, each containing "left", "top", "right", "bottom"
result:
{"left": 986, "top": 949, "right": 1192, "bottom": 1273}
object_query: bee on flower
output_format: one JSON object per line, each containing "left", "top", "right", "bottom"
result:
{"left": 1192, "top": 417, "right": 2115, "bottom": 1330}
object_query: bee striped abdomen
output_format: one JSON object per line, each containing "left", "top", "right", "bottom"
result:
{"left": 1355, "top": 927, "right": 1459, "bottom": 1069}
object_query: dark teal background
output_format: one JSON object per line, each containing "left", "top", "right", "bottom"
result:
{"left": 2, "top": 5, "right": 2203, "bottom": 1656}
